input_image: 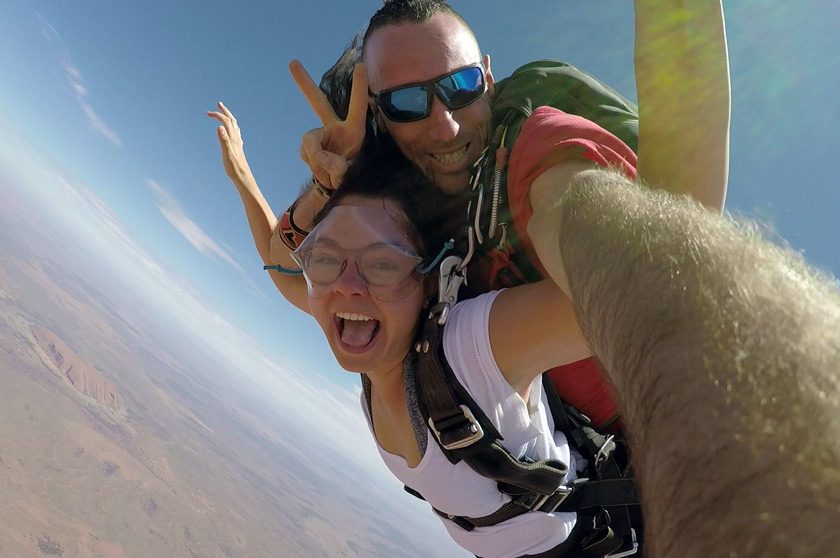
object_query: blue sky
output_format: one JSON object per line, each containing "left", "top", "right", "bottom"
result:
{"left": 3, "top": 0, "right": 836, "bottom": 388}
{"left": 0, "top": 0, "right": 838, "bottom": 548}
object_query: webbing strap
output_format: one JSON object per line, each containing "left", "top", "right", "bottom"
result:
{"left": 424, "top": 477, "right": 638, "bottom": 533}
{"left": 415, "top": 306, "right": 568, "bottom": 495}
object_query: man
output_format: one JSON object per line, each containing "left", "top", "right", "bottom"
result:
{"left": 550, "top": 168, "right": 840, "bottom": 557}
{"left": 209, "top": 0, "right": 730, "bottom": 425}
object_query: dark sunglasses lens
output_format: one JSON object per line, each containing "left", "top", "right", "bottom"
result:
{"left": 437, "top": 67, "right": 484, "bottom": 109}
{"left": 381, "top": 84, "right": 430, "bottom": 122}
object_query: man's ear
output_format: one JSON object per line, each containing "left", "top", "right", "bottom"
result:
{"left": 483, "top": 54, "right": 495, "bottom": 93}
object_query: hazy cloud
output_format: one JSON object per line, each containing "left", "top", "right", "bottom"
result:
{"left": 146, "top": 179, "right": 243, "bottom": 271}
{"left": 34, "top": 11, "right": 59, "bottom": 43}
{"left": 78, "top": 101, "right": 122, "bottom": 147}
{"left": 61, "top": 60, "right": 88, "bottom": 97}
{"left": 59, "top": 56, "right": 122, "bottom": 147}
{"left": 36, "top": 11, "right": 122, "bottom": 147}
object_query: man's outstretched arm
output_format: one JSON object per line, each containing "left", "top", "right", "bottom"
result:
{"left": 556, "top": 170, "right": 840, "bottom": 557}
{"left": 634, "top": 0, "right": 731, "bottom": 211}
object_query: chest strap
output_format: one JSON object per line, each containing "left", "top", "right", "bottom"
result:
{"left": 407, "top": 476, "right": 637, "bottom": 532}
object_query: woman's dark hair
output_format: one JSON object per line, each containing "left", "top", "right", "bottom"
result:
{"left": 313, "top": 136, "right": 462, "bottom": 262}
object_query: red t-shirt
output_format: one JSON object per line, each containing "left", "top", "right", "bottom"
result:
{"left": 507, "top": 107, "right": 637, "bottom": 428}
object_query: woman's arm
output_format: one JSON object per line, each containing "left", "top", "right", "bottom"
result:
{"left": 207, "top": 102, "right": 310, "bottom": 312}
{"left": 488, "top": 280, "right": 591, "bottom": 398}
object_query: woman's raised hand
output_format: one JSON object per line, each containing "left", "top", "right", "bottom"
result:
{"left": 207, "top": 101, "right": 254, "bottom": 186}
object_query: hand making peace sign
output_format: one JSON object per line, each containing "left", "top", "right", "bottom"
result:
{"left": 289, "top": 59, "right": 369, "bottom": 190}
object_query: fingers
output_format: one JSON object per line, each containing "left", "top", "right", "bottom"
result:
{"left": 207, "top": 103, "right": 241, "bottom": 144}
{"left": 313, "top": 151, "right": 348, "bottom": 188}
{"left": 345, "top": 63, "right": 370, "bottom": 130}
{"left": 299, "top": 128, "right": 331, "bottom": 186}
{"left": 321, "top": 153, "right": 349, "bottom": 188}
{"left": 208, "top": 101, "right": 236, "bottom": 126}
{"left": 206, "top": 111, "right": 226, "bottom": 125}
{"left": 208, "top": 112, "right": 230, "bottom": 148}
{"left": 300, "top": 127, "right": 326, "bottom": 164}
{"left": 217, "top": 100, "right": 234, "bottom": 118}
{"left": 299, "top": 127, "right": 348, "bottom": 188}
{"left": 289, "top": 59, "right": 339, "bottom": 126}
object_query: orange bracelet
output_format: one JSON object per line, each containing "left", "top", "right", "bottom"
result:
{"left": 278, "top": 200, "right": 308, "bottom": 250}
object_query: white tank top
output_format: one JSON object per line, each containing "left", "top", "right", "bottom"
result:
{"left": 361, "top": 291, "right": 577, "bottom": 558}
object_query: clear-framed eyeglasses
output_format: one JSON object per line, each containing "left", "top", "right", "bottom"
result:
{"left": 291, "top": 239, "right": 425, "bottom": 302}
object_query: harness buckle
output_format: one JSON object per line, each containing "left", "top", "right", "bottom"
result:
{"left": 604, "top": 528, "right": 638, "bottom": 558}
{"left": 428, "top": 404, "right": 485, "bottom": 451}
{"left": 532, "top": 484, "right": 574, "bottom": 513}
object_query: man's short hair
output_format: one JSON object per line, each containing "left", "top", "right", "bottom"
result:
{"left": 318, "top": 1, "right": 480, "bottom": 137}
{"left": 363, "top": 0, "right": 478, "bottom": 51}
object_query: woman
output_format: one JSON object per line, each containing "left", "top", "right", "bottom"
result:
{"left": 285, "top": 143, "right": 627, "bottom": 558}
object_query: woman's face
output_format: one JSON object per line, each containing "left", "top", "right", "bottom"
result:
{"left": 300, "top": 195, "right": 426, "bottom": 376}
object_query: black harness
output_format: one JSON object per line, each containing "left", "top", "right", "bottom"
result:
{"left": 400, "top": 73, "right": 643, "bottom": 554}
{"left": 403, "top": 258, "right": 641, "bottom": 558}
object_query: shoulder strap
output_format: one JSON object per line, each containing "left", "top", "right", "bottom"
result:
{"left": 413, "top": 303, "right": 570, "bottom": 495}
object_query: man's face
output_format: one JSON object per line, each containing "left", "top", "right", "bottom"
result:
{"left": 364, "top": 14, "right": 494, "bottom": 194}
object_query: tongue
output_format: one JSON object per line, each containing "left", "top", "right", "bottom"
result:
{"left": 341, "top": 319, "right": 378, "bottom": 348}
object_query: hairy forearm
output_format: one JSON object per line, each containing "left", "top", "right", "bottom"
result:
{"left": 558, "top": 171, "right": 840, "bottom": 557}
{"left": 634, "top": 0, "right": 730, "bottom": 211}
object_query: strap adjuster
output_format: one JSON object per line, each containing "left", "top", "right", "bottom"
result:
{"left": 533, "top": 484, "right": 574, "bottom": 513}
{"left": 595, "top": 434, "right": 616, "bottom": 466}
{"left": 428, "top": 405, "right": 485, "bottom": 450}
{"left": 605, "top": 528, "right": 638, "bottom": 558}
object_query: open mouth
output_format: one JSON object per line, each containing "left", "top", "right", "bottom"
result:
{"left": 430, "top": 144, "right": 469, "bottom": 166}
{"left": 335, "top": 312, "right": 381, "bottom": 351}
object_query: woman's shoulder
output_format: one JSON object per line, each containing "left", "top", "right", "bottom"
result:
{"left": 449, "top": 290, "right": 504, "bottom": 323}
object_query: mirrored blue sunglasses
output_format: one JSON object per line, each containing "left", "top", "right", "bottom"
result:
{"left": 370, "top": 65, "right": 486, "bottom": 123}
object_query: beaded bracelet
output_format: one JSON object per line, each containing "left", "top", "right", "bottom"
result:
{"left": 312, "top": 176, "right": 334, "bottom": 199}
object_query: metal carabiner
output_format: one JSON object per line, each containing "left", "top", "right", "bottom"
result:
{"left": 436, "top": 255, "right": 466, "bottom": 325}
{"left": 456, "top": 227, "right": 475, "bottom": 273}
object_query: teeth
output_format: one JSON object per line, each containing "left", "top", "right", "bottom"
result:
{"left": 431, "top": 145, "right": 468, "bottom": 165}
{"left": 336, "top": 312, "right": 374, "bottom": 321}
